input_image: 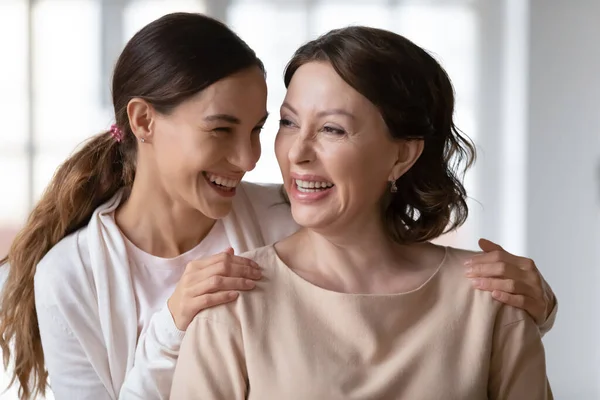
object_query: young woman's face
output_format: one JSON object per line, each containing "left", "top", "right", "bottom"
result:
{"left": 151, "top": 66, "right": 268, "bottom": 219}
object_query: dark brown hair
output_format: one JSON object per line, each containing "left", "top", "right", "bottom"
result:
{"left": 284, "top": 26, "right": 475, "bottom": 243}
{"left": 0, "top": 12, "right": 263, "bottom": 399}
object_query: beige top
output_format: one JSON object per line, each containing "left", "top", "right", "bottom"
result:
{"left": 170, "top": 245, "right": 552, "bottom": 400}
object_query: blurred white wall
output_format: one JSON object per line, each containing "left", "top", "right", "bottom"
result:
{"left": 525, "top": 1, "right": 600, "bottom": 398}
{"left": 0, "top": 0, "right": 598, "bottom": 398}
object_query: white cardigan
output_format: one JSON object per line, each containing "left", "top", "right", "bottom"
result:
{"left": 34, "top": 182, "right": 299, "bottom": 400}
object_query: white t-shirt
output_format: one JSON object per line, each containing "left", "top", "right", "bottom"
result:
{"left": 121, "top": 220, "right": 230, "bottom": 337}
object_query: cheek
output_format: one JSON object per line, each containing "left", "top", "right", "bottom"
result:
{"left": 274, "top": 133, "right": 290, "bottom": 173}
{"left": 163, "top": 136, "right": 222, "bottom": 179}
{"left": 331, "top": 148, "right": 385, "bottom": 199}
{"left": 253, "top": 135, "right": 262, "bottom": 162}
{"left": 154, "top": 137, "right": 187, "bottom": 176}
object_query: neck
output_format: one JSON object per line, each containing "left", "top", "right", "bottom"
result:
{"left": 285, "top": 211, "right": 409, "bottom": 292}
{"left": 116, "top": 171, "right": 215, "bottom": 258}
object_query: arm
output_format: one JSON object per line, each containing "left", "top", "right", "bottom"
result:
{"left": 118, "top": 306, "right": 185, "bottom": 399}
{"left": 488, "top": 307, "right": 553, "bottom": 400}
{"left": 36, "top": 303, "right": 114, "bottom": 400}
{"left": 465, "top": 238, "right": 557, "bottom": 334}
{"left": 537, "top": 279, "right": 558, "bottom": 335}
{"left": 37, "top": 292, "right": 185, "bottom": 400}
{"left": 170, "top": 315, "right": 247, "bottom": 399}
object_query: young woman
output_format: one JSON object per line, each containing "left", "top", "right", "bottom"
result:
{"left": 171, "top": 26, "right": 552, "bottom": 399}
{"left": 0, "top": 13, "right": 555, "bottom": 400}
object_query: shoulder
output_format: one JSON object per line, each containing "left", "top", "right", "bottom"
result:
{"left": 195, "top": 246, "right": 281, "bottom": 329}
{"left": 438, "top": 246, "right": 530, "bottom": 328}
{"left": 237, "top": 182, "right": 299, "bottom": 244}
{"left": 434, "top": 246, "right": 502, "bottom": 316}
{"left": 35, "top": 226, "right": 94, "bottom": 306}
{"left": 238, "top": 245, "right": 278, "bottom": 268}
{"left": 434, "top": 246, "right": 478, "bottom": 287}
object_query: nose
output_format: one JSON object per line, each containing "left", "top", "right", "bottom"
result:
{"left": 230, "top": 134, "right": 261, "bottom": 172}
{"left": 287, "top": 130, "right": 315, "bottom": 165}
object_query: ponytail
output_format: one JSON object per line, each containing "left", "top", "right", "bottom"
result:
{"left": 1, "top": 10, "right": 266, "bottom": 398}
{"left": 0, "top": 131, "right": 134, "bottom": 398}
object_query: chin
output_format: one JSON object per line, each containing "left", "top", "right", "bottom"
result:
{"left": 290, "top": 207, "right": 334, "bottom": 230}
{"left": 208, "top": 203, "right": 234, "bottom": 220}
{"left": 193, "top": 197, "right": 234, "bottom": 220}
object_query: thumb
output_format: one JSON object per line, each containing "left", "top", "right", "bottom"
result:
{"left": 478, "top": 238, "right": 503, "bottom": 253}
{"left": 224, "top": 247, "right": 235, "bottom": 255}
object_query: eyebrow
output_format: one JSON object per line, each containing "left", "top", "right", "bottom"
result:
{"left": 281, "top": 102, "right": 354, "bottom": 119}
{"left": 204, "top": 114, "right": 241, "bottom": 124}
{"left": 204, "top": 112, "right": 269, "bottom": 125}
{"left": 257, "top": 112, "right": 269, "bottom": 124}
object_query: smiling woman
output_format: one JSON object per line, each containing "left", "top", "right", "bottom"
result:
{"left": 0, "top": 12, "right": 298, "bottom": 400}
{"left": 170, "top": 26, "right": 553, "bottom": 400}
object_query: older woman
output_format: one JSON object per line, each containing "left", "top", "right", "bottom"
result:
{"left": 170, "top": 26, "right": 552, "bottom": 399}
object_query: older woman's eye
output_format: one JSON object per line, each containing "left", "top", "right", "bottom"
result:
{"left": 279, "top": 118, "right": 295, "bottom": 128}
{"left": 322, "top": 125, "right": 346, "bottom": 135}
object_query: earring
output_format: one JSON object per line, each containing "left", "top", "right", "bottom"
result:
{"left": 390, "top": 180, "right": 398, "bottom": 193}
{"left": 140, "top": 137, "right": 146, "bottom": 143}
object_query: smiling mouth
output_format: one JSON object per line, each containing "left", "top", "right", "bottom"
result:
{"left": 203, "top": 172, "right": 241, "bottom": 192}
{"left": 294, "top": 178, "right": 335, "bottom": 192}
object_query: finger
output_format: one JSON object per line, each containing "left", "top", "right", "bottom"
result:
{"left": 469, "top": 277, "right": 525, "bottom": 294}
{"left": 189, "top": 291, "right": 240, "bottom": 313}
{"left": 216, "top": 248, "right": 259, "bottom": 268}
{"left": 490, "top": 291, "right": 543, "bottom": 323}
{"left": 194, "top": 261, "right": 263, "bottom": 281}
{"left": 478, "top": 238, "right": 504, "bottom": 252}
{"left": 187, "top": 249, "right": 260, "bottom": 270}
{"left": 186, "top": 252, "right": 260, "bottom": 271}
{"left": 466, "top": 250, "right": 528, "bottom": 271}
{"left": 465, "top": 262, "right": 523, "bottom": 280}
{"left": 187, "top": 275, "right": 257, "bottom": 297}
{"left": 472, "top": 240, "right": 537, "bottom": 272}
{"left": 491, "top": 290, "right": 528, "bottom": 308}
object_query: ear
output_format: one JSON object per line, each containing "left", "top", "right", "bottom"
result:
{"left": 388, "top": 139, "right": 424, "bottom": 181}
{"left": 126, "top": 98, "right": 155, "bottom": 142}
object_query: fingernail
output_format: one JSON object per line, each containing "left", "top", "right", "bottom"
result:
{"left": 245, "top": 279, "right": 256, "bottom": 287}
{"left": 470, "top": 278, "right": 481, "bottom": 288}
{"left": 252, "top": 261, "right": 260, "bottom": 268}
{"left": 465, "top": 267, "right": 473, "bottom": 275}
{"left": 464, "top": 259, "right": 472, "bottom": 266}
{"left": 252, "top": 269, "right": 262, "bottom": 278}
{"left": 229, "top": 292, "right": 239, "bottom": 299}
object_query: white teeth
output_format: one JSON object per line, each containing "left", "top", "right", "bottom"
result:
{"left": 298, "top": 187, "right": 318, "bottom": 193}
{"left": 295, "top": 179, "right": 334, "bottom": 190}
{"left": 207, "top": 173, "right": 240, "bottom": 188}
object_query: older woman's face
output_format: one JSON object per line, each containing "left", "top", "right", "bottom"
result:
{"left": 275, "top": 61, "right": 417, "bottom": 232}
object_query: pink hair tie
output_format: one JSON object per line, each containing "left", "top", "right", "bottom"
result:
{"left": 110, "top": 124, "right": 124, "bottom": 143}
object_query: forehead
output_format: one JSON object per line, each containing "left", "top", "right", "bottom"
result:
{"left": 178, "top": 67, "right": 267, "bottom": 117}
{"left": 284, "top": 62, "right": 373, "bottom": 113}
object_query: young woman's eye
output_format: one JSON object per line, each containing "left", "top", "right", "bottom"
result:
{"left": 212, "top": 127, "right": 232, "bottom": 133}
